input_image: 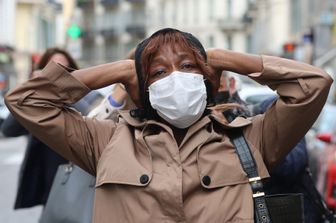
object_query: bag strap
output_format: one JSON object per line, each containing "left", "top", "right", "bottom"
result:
{"left": 302, "top": 168, "right": 336, "bottom": 222}
{"left": 227, "top": 127, "right": 272, "bottom": 223}
{"left": 61, "top": 162, "right": 96, "bottom": 188}
{"left": 61, "top": 163, "right": 74, "bottom": 184}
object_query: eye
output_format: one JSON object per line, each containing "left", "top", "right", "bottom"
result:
{"left": 153, "top": 69, "right": 166, "bottom": 77}
{"left": 181, "top": 63, "right": 194, "bottom": 70}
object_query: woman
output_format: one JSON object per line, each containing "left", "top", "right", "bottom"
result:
{"left": 5, "top": 28, "right": 332, "bottom": 222}
{"left": 1, "top": 47, "right": 101, "bottom": 209}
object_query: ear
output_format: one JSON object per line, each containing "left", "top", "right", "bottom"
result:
{"left": 229, "top": 77, "right": 236, "bottom": 95}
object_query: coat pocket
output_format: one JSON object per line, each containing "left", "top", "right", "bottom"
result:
{"left": 196, "top": 137, "right": 269, "bottom": 189}
{"left": 96, "top": 148, "right": 152, "bottom": 187}
{"left": 95, "top": 127, "right": 153, "bottom": 187}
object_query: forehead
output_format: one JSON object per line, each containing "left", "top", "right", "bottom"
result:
{"left": 50, "top": 53, "right": 68, "bottom": 64}
{"left": 151, "top": 42, "right": 195, "bottom": 61}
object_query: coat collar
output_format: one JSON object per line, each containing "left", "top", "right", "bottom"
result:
{"left": 118, "top": 110, "right": 253, "bottom": 152}
{"left": 118, "top": 109, "right": 252, "bottom": 130}
{"left": 209, "top": 114, "right": 252, "bottom": 128}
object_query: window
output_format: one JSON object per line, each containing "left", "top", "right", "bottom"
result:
{"left": 172, "top": 0, "right": 177, "bottom": 25}
{"left": 290, "top": 0, "right": 301, "bottom": 34}
{"left": 183, "top": 0, "right": 188, "bottom": 24}
{"left": 246, "top": 34, "right": 252, "bottom": 53}
{"left": 208, "top": 0, "right": 214, "bottom": 21}
{"left": 227, "top": 35, "right": 232, "bottom": 50}
{"left": 194, "top": 0, "right": 199, "bottom": 24}
{"left": 227, "top": 0, "right": 232, "bottom": 19}
{"left": 160, "top": 0, "right": 166, "bottom": 26}
{"left": 208, "top": 35, "right": 215, "bottom": 47}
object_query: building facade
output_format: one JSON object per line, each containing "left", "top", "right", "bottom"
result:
{"left": 73, "top": 0, "right": 336, "bottom": 68}
{"left": 75, "top": 0, "right": 253, "bottom": 65}
{"left": 0, "top": 0, "right": 16, "bottom": 47}
{"left": 146, "top": 0, "right": 250, "bottom": 52}
{"left": 0, "top": 0, "right": 65, "bottom": 89}
{"left": 250, "top": 0, "right": 336, "bottom": 62}
{"left": 76, "top": 0, "right": 146, "bottom": 66}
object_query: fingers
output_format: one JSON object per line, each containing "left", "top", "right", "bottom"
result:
{"left": 125, "top": 84, "right": 142, "bottom": 108}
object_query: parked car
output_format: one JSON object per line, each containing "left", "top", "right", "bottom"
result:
{"left": 239, "top": 85, "right": 276, "bottom": 105}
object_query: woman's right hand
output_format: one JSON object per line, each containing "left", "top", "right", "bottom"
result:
{"left": 72, "top": 59, "right": 141, "bottom": 107}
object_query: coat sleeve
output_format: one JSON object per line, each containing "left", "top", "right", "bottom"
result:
{"left": 245, "top": 55, "right": 333, "bottom": 170}
{"left": 4, "top": 62, "right": 117, "bottom": 175}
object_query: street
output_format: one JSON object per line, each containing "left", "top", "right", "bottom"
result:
{"left": 0, "top": 136, "right": 42, "bottom": 223}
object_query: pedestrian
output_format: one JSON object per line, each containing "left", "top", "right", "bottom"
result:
{"left": 5, "top": 28, "right": 332, "bottom": 222}
{"left": 1, "top": 47, "right": 101, "bottom": 210}
{"left": 215, "top": 71, "right": 252, "bottom": 117}
{"left": 257, "top": 95, "right": 323, "bottom": 223}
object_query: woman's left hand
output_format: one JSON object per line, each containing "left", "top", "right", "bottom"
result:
{"left": 121, "top": 63, "right": 142, "bottom": 108}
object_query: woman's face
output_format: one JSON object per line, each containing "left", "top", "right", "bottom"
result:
{"left": 50, "top": 53, "right": 69, "bottom": 67}
{"left": 146, "top": 43, "right": 203, "bottom": 86}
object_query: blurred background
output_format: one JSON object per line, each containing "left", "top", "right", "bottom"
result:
{"left": 0, "top": 0, "right": 335, "bottom": 90}
{"left": 0, "top": 0, "right": 336, "bottom": 222}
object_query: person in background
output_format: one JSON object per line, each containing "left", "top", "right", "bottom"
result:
{"left": 257, "top": 95, "right": 322, "bottom": 223}
{"left": 0, "top": 47, "right": 101, "bottom": 210}
{"left": 215, "top": 71, "right": 251, "bottom": 117}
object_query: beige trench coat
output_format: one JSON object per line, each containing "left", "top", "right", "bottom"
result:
{"left": 5, "top": 56, "right": 332, "bottom": 223}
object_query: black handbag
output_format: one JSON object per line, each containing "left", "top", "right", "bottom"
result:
{"left": 227, "top": 128, "right": 304, "bottom": 223}
{"left": 39, "top": 163, "right": 95, "bottom": 223}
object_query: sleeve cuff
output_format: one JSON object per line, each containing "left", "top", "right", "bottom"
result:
{"left": 41, "top": 61, "right": 91, "bottom": 103}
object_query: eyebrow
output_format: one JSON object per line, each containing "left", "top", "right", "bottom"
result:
{"left": 152, "top": 51, "right": 193, "bottom": 64}
{"left": 176, "top": 52, "right": 193, "bottom": 59}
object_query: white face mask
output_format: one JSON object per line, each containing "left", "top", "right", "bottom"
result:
{"left": 148, "top": 71, "right": 207, "bottom": 129}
